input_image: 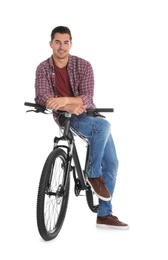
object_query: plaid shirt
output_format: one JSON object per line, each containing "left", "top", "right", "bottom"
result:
{"left": 35, "top": 54, "right": 96, "bottom": 109}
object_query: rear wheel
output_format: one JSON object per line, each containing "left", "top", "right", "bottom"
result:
{"left": 36, "top": 148, "right": 70, "bottom": 241}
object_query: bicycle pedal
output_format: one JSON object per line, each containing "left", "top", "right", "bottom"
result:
{"left": 74, "top": 179, "right": 83, "bottom": 196}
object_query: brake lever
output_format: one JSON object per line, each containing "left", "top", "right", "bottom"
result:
{"left": 26, "top": 108, "right": 50, "bottom": 114}
{"left": 26, "top": 109, "right": 37, "bottom": 113}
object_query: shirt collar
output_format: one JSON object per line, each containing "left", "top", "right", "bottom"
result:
{"left": 49, "top": 54, "right": 73, "bottom": 71}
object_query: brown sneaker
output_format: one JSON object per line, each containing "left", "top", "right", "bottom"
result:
{"left": 97, "top": 214, "right": 129, "bottom": 229}
{"left": 87, "top": 176, "right": 111, "bottom": 201}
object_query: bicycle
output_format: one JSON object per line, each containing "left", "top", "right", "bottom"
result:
{"left": 24, "top": 102, "right": 114, "bottom": 241}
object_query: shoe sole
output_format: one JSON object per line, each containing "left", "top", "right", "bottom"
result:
{"left": 87, "top": 179, "right": 111, "bottom": 201}
{"left": 96, "top": 224, "right": 129, "bottom": 230}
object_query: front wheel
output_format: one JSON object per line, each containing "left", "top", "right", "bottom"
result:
{"left": 36, "top": 148, "right": 70, "bottom": 241}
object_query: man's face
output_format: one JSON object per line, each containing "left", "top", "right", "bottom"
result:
{"left": 50, "top": 33, "right": 72, "bottom": 59}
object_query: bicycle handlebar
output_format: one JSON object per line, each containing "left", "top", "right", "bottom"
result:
{"left": 24, "top": 102, "right": 114, "bottom": 115}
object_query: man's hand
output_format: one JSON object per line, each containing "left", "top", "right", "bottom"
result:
{"left": 66, "top": 104, "right": 87, "bottom": 115}
{"left": 46, "top": 97, "right": 68, "bottom": 110}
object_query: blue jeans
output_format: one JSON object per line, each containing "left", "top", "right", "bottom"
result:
{"left": 70, "top": 113, "right": 119, "bottom": 217}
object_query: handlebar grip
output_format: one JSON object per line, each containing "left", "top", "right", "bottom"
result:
{"left": 24, "top": 102, "right": 40, "bottom": 108}
{"left": 88, "top": 108, "right": 114, "bottom": 113}
{"left": 86, "top": 108, "right": 114, "bottom": 116}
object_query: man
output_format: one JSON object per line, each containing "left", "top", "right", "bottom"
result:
{"left": 35, "top": 26, "right": 129, "bottom": 229}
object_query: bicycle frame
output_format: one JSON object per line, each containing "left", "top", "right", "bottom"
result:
{"left": 24, "top": 102, "right": 114, "bottom": 196}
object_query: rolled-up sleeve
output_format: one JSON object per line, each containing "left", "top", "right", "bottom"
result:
{"left": 79, "top": 62, "right": 95, "bottom": 108}
{"left": 68, "top": 56, "right": 96, "bottom": 109}
{"left": 35, "top": 61, "right": 55, "bottom": 106}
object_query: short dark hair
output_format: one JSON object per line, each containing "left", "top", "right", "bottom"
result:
{"left": 51, "top": 26, "right": 72, "bottom": 41}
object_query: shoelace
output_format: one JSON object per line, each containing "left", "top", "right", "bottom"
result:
{"left": 110, "top": 215, "right": 119, "bottom": 220}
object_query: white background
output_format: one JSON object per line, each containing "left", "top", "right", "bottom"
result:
{"left": 1, "top": 0, "right": 168, "bottom": 259}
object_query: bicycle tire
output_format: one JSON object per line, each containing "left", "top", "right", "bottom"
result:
{"left": 36, "top": 148, "right": 70, "bottom": 241}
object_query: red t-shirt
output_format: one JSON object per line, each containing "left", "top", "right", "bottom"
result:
{"left": 54, "top": 64, "right": 73, "bottom": 97}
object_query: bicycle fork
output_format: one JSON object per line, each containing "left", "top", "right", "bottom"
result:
{"left": 53, "top": 136, "right": 73, "bottom": 196}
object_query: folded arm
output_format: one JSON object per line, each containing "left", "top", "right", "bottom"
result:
{"left": 46, "top": 96, "right": 87, "bottom": 115}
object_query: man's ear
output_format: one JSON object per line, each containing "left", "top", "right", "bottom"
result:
{"left": 49, "top": 41, "right": 52, "bottom": 49}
